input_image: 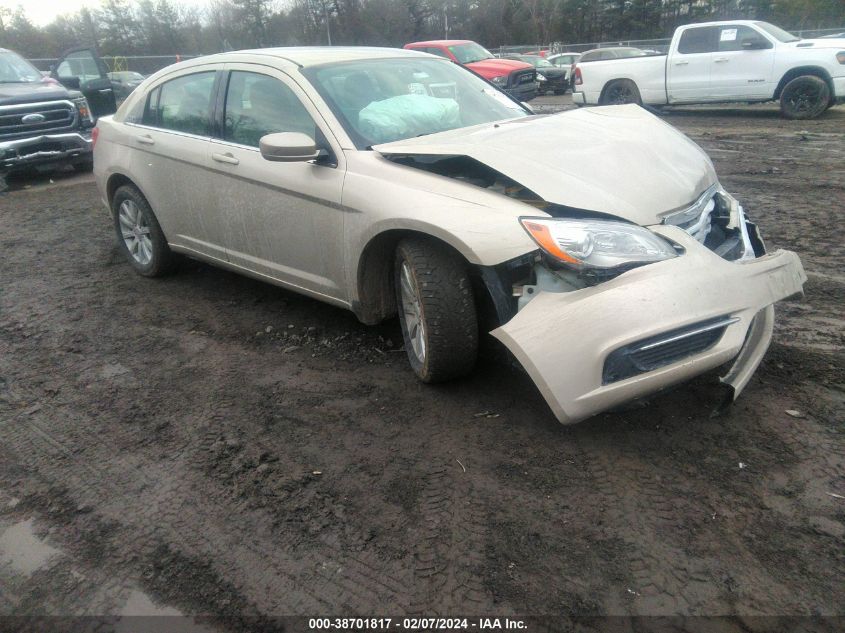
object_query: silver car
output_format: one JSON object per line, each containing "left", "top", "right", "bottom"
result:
{"left": 93, "top": 47, "right": 806, "bottom": 424}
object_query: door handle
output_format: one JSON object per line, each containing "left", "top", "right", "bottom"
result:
{"left": 714, "top": 57, "right": 729, "bottom": 63}
{"left": 674, "top": 61, "right": 689, "bottom": 66}
{"left": 212, "top": 152, "right": 239, "bottom": 165}
{"left": 136, "top": 134, "right": 154, "bottom": 145}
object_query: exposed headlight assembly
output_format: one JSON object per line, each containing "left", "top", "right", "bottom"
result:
{"left": 491, "top": 75, "right": 508, "bottom": 86}
{"left": 520, "top": 217, "right": 677, "bottom": 273}
{"left": 73, "top": 97, "right": 94, "bottom": 125}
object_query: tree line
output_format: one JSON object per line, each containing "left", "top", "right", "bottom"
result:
{"left": 1, "top": 0, "right": 843, "bottom": 60}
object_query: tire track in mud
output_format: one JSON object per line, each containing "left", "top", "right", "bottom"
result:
{"left": 0, "top": 358, "right": 409, "bottom": 615}
{"left": 575, "top": 438, "right": 698, "bottom": 614}
{"left": 407, "top": 414, "right": 494, "bottom": 616}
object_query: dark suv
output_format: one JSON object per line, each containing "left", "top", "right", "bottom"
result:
{"left": 1, "top": 47, "right": 117, "bottom": 178}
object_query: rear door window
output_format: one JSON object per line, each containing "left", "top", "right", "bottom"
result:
{"left": 154, "top": 72, "right": 216, "bottom": 136}
{"left": 678, "top": 27, "right": 718, "bottom": 54}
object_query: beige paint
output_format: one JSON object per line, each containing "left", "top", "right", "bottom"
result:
{"left": 95, "top": 47, "right": 807, "bottom": 424}
{"left": 492, "top": 227, "right": 806, "bottom": 423}
{"left": 374, "top": 104, "right": 718, "bottom": 224}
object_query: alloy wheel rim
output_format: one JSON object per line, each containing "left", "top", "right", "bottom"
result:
{"left": 118, "top": 200, "right": 153, "bottom": 265}
{"left": 399, "top": 261, "right": 426, "bottom": 364}
{"left": 609, "top": 86, "right": 633, "bottom": 104}
{"left": 789, "top": 84, "right": 820, "bottom": 113}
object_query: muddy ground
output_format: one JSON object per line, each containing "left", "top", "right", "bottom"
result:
{"left": 0, "top": 97, "right": 843, "bottom": 631}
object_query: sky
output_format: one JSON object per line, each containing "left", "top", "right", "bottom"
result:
{"left": 1, "top": 0, "right": 204, "bottom": 26}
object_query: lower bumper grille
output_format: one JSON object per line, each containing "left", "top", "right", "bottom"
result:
{"left": 602, "top": 316, "right": 739, "bottom": 384}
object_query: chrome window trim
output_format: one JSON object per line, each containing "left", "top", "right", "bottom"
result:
{"left": 124, "top": 121, "right": 212, "bottom": 143}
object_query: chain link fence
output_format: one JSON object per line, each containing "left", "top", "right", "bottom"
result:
{"left": 28, "top": 55, "right": 203, "bottom": 76}
{"left": 27, "top": 25, "right": 844, "bottom": 71}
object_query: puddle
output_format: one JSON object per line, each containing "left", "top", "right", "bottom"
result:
{"left": 120, "top": 589, "right": 183, "bottom": 616}
{"left": 115, "top": 590, "right": 218, "bottom": 633}
{"left": 0, "top": 518, "right": 62, "bottom": 575}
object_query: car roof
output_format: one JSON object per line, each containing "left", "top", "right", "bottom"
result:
{"left": 678, "top": 19, "right": 761, "bottom": 28}
{"left": 176, "top": 46, "right": 432, "bottom": 69}
{"left": 405, "top": 40, "right": 475, "bottom": 47}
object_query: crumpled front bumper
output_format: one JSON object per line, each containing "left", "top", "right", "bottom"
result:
{"left": 492, "top": 227, "right": 807, "bottom": 424}
{"left": 1, "top": 131, "right": 92, "bottom": 172}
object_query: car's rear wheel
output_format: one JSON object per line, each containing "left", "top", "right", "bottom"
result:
{"left": 112, "top": 184, "right": 177, "bottom": 277}
{"left": 780, "top": 75, "right": 830, "bottom": 120}
{"left": 394, "top": 238, "right": 478, "bottom": 383}
{"left": 600, "top": 79, "right": 642, "bottom": 106}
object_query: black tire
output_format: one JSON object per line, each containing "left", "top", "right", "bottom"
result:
{"left": 394, "top": 238, "right": 478, "bottom": 383}
{"left": 600, "top": 79, "right": 642, "bottom": 106}
{"left": 779, "top": 75, "right": 830, "bottom": 120}
{"left": 112, "top": 184, "right": 177, "bottom": 277}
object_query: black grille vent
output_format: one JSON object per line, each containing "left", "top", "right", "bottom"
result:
{"left": 602, "top": 316, "right": 737, "bottom": 384}
{"left": 0, "top": 101, "right": 76, "bottom": 140}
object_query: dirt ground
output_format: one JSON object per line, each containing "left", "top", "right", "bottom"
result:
{"left": 0, "top": 97, "right": 843, "bottom": 631}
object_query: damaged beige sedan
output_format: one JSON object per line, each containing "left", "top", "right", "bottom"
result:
{"left": 94, "top": 47, "right": 807, "bottom": 424}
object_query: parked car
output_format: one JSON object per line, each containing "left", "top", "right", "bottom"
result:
{"left": 94, "top": 47, "right": 806, "bottom": 425}
{"left": 404, "top": 40, "right": 537, "bottom": 101}
{"left": 0, "top": 46, "right": 116, "bottom": 176}
{"left": 572, "top": 20, "right": 845, "bottom": 118}
{"left": 547, "top": 52, "right": 581, "bottom": 87}
{"left": 502, "top": 54, "right": 568, "bottom": 94}
{"left": 108, "top": 71, "right": 146, "bottom": 99}
{"left": 579, "top": 47, "right": 652, "bottom": 63}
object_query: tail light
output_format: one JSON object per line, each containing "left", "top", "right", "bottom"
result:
{"left": 92, "top": 127, "right": 99, "bottom": 148}
{"left": 573, "top": 66, "right": 582, "bottom": 86}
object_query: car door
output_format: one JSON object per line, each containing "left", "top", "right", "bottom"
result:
{"left": 208, "top": 65, "right": 347, "bottom": 302}
{"left": 52, "top": 47, "right": 117, "bottom": 118}
{"left": 708, "top": 25, "right": 775, "bottom": 99}
{"left": 125, "top": 67, "right": 229, "bottom": 262}
{"left": 667, "top": 26, "right": 718, "bottom": 103}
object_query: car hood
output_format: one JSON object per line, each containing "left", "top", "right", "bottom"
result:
{"left": 786, "top": 37, "right": 845, "bottom": 49}
{"left": 373, "top": 105, "right": 717, "bottom": 225}
{"left": 465, "top": 58, "right": 533, "bottom": 76}
{"left": 0, "top": 81, "right": 74, "bottom": 106}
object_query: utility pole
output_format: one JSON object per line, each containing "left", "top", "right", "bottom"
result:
{"left": 324, "top": 2, "right": 332, "bottom": 46}
{"left": 444, "top": 3, "right": 449, "bottom": 39}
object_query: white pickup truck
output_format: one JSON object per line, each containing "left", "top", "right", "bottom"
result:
{"left": 572, "top": 20, "right": 845, "bottom": 119}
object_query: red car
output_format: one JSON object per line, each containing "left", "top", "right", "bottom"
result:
{"left": 404, "top": 40, "right": 538, "bottom": 101}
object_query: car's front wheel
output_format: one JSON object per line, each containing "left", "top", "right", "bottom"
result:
{"left": 780, "top": 75, "right": 830, "bottom": 119}
{"left": 394, "top": 238, "right": 478, "bottom": 383}
{"left": 112, "top": 184, "right": 177, "bottom": 277}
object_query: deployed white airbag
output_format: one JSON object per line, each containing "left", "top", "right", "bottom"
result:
{"left": 358, "top": 95, "right": 460, "bottom": 144}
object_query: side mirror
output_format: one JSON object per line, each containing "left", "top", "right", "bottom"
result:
{"left": 259, "top": 132, "right": 321, "bottom": 162}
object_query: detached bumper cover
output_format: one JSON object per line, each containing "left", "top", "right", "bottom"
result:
{"left": 1, "top": 131, "right": 92, "bottom": 171}
{"left": 492, "top": 227, "right": 806, "bottom": 424}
